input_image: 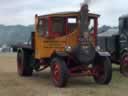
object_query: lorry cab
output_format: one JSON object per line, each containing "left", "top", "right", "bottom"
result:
{"left": 119, "top": 15, "right": 128, "bottom": 50}
{"left": 34, "top": 12, "right": 99, "bottom": 59}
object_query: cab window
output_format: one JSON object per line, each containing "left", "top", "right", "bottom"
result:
{"left": 51, "top": 17, "right": 65, "bottom": 36}
{"left": 38, "top": 19, "right": 48, "bottom": 37}
{"left": 123, "top": 19, "right": 128, "bottom": 29}
{"left": 88, "top": 18, "right": 94, "bottom": 33}
{"left": 67, "top": 17, "right": 77, "bottom": 33}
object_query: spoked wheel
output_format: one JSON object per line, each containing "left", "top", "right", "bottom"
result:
{"left": 50, "top": 57, "right": 68, "bottom": 87}
{"left": 17, "top": 49, "right": 33, "bottom": 76}
{"left": 93, "top": 56, "right": 112, "bottom": 84}
{"left": 120, "top": 52, "right": 128, "bottom": 77}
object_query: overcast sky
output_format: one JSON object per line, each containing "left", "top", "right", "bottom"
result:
{"left": 0, "top": 0, "right": 127, "bottom": 26}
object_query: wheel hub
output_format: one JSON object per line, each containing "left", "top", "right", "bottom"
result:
{"left": 122, "top": 56, "right": 128, "bottom": 72}
{"left": 53, "top": 64, "right": 61, "bottom": 81}
{"left": 94, "top": 64, "right": 105, "bottom": 80}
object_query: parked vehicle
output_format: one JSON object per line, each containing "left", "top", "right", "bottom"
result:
{"left": 98, "top": 14, "right": 128, "bottom": 76}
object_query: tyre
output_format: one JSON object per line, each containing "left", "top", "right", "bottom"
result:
{"left": 93, "top": 56, "right": 112, "bottom": 84}
{"left": 50, "top": 57, "right": 68, "bottom": 87}
{"left": 120, "top": 52, "right": 128, "bottom": 76}
{"left": 17, "top": 49, "right": 33, "bottom": 76}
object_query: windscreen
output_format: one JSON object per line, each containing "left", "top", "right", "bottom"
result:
{"left": 52, "top": 17, "right": 65, "bottom": 34}
{"left": 119, "top": 18, "right": 128, "bottom": 34}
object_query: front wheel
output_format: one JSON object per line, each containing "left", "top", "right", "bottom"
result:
{"left": 93, "top": 56, "right": 112, "bottom": 84}
{"left": 50, "top": 57, "right": 68, "bottom": 87}
{"left": 120, "top": 52, "right": 128, "bottom": 76}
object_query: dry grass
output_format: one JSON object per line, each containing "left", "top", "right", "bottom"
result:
{"left": 0, "top": 53, "right": 128, "bottom": 96}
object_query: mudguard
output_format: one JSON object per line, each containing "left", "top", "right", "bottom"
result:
{"left": 97, "top": 51, "right": 111, "bottom": 57}
{"left": 120, "top": 48, "right": 128, "bottom": 55}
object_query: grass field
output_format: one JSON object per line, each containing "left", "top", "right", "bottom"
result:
{"left": 0, "top": 53, "right": 128, "bottom": 96}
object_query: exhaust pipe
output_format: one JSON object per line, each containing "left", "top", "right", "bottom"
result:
{"left": 80, "top": 3, "right": 89, "bottom": 38}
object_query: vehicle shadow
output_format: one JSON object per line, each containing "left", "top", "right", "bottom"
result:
{"left": 22, "top": 66, "right": 121, "bottom": 88}
{"left": 26, "top": 69, "right": 109, "bottom": 88}
{"left": 19, "top": 65, "right": 123, "bottom": 88}
{"left": 67, "top": 77, "right": 100, "bottom": 88}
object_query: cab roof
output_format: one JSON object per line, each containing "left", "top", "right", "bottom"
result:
{"left": 38, "top": 11, "right": 100, "bottom": 19}
{"left": 119, "top": 14, "right": 128, "bottom": 19}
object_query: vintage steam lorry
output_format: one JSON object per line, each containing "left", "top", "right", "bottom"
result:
{"left": 97, "top": 15, "right": 128, "bottom": 76}
{"left": 16, "top": 4, "right": 112, "bottom": 87}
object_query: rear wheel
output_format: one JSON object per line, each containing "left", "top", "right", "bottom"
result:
{"left": 17, "top": 49, "right": 33, "bottom": 76}
{"left": 93, "top": 56, "right": 112, "bottom": 84}
{"left": 120, "top": 52, "right": 128, "bottom": 76}
{"left": 50, "top": 57, "right": 68, "bottom": 87}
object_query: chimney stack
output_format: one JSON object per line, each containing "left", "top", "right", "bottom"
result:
{"left": 80, "top": 3, "right": 89, "bottom": 37}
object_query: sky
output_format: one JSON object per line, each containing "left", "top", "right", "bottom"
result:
{"left": 0, "top": 0, "right": 127, "bottom": 26}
